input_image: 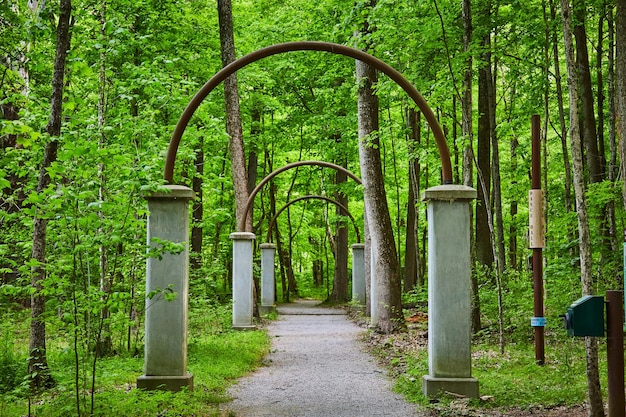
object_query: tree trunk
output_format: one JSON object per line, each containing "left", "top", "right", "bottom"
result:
{"left": 489, "top": 55, "right": 506, "bottom": 274}
{"left": 608, "top": 5, "right": 617, "bottom": 182}
{"left": 561, "top": 1, "right": 605, "bottom": 415}
{"left": 191, "top": 136, "right": 204, "bottom": 270}
{"left": 96, "top": 0, "right": 112, "bottom": 358}
{"left": 476, "top": 31, "right": 493, "bottom": 269}
{"left": 549, "top": 0, "right": 574, "bottom": 212}
{"left": 618, "top": 0, "right": 626, "bottom": 212}
{"left": 217, "top": 0, "right": 250, "bottom": 231}
{"left": 461, "top": 0, "right": 480, "bottom": 333}
{"left": 357, "top": 59, "right": 403, "bottom": 334}
{"left": 331, "top": 164, "right": 349, "bottom": 302}
{"left": 573, "top": 0, "right": 603, "bottom": 183}
{"left": 404, "top": 108, "right": 421, "bottom": 291}
{"left": 29, "top": 0, "right": 73, "bottom": 390}
{"left": 509, "top": 135, "right": 519, "bottom": 270}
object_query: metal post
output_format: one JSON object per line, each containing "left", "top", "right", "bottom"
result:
{"left": 530, "top": 115, "right": 545, "bottom": 365}
{"left": 606, "top": 290, "right": 625, "bottom": 417}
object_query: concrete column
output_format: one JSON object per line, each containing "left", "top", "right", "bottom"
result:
{"left": 260, "top": 243, "right": 276, "bottom": 314}
{"left": 421, "top": 184, "right": 479, "bottom": 398}
{"left": 138, "top": 185, "right": 194, "bottom": 391}
{"left": 351, "top": 244, "right": 366, "bottom": 305}
{"left": 230, "top": 232, "right": 256, "bottom": 330}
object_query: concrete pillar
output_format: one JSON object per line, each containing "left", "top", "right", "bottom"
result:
{"left": 230, "top": 232, "right": 256, "bottom": 330}
{"left": 421, "top": 184, "right": 479, "bottom": 398}
{"left": 260, "top": 243, "right": 276, "bottom": 314}
{"left": 138, "top": 185, "right": 194, "bottom": 391}
{"left": 351, "top": 243, "right": 366, "bottom": 305}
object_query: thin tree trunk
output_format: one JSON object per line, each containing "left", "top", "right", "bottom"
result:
{"left": 608, "top": 5, "right": 617, "bottom": 182}
{"left": 618, "top": 0, "right": 626, "bottom": 212}
{"left": 29, "top": 0, "right": 72, "bottom": 390}
{"left": 476, "top": 30, "right": 493, "bottom": 268}
{"left": 96, "top": 0, "right": 112, "bottom": 359}
{"left": 490, "top": 54, "right": 506, "bottom": 274}
{"left": 404, "top": 108, "right": 421, "bottom": 291}
{"left": 550, "top": 0, "right": 573, "bottom": 212}
{"left": 191, "top": 137, "right": 204, "bottom": 270}
{"left": 331, "top": 161, "right": 349, "bottom": 302}
{"left": 217, "top": 0, "right": 250, "bottom": 231}
{"left": 616, "top": 0, "right": 626, "bottom": 341}
{"left": 461, "top": 0, "right": 480, "bottom": 334}
{"left": 573, "top": 0, "right": 603, "bottom": 183}
{"left": 561, "top": 1, "right": 605, "bottom": 415}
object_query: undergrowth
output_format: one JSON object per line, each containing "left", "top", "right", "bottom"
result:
{"left": 0, "top": 299, "right": 270, "bottom": 417}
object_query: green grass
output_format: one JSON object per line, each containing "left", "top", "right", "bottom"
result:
{"left": 0, "top": 301, "right": 270, "bottom": 417}
{"left": 391, "top": 332, "right": 606, "bottom": 413}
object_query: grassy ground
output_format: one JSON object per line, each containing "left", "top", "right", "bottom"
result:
{"left": 359, "top": 309, "right": 604, "bottom": 416}
{"left": 0, "top": 302, "right": 270, "bottom": 417}
{"left": 0, "top": 295, "right": 609, "bottom": 417}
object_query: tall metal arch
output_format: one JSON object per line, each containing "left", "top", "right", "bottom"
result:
{"left": 163, "top": 41, "right": 453, "bottom": 186}
{"left": 242, "top": 160, "right": 362, "bottom": 232}
{"left": 266, "top": 195, "right": 361, "bottom": 243}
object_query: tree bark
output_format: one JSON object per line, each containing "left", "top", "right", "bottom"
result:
{"left": 357, "top": 59, "right": 403, "bottom": 333}
{"left": 476, "top": 31, "right": 493, "bottom": 268}
{"left": 331, "top": 163, "right": 349, "bottom": 302}
{"left": 404, "top": 109, "right": 421, "bottom": 291}
{"left": 29, "top": 0, "right": 73, "bottom": 390}
{"left": 561, "top": 1, "right": 605, "bottom": 415}
{"left": 191, "top": 137, "right": 204, "bottom": 270}
{"left": 550, "top": 0, "right": 573, "bottom": 212}
{"left": 573, "top": 0, "right": 603, "bottom": 183}
{"left": 217, "top": 0, "right": 250, "bottom": 231}
{"left": 618, "top": 0, "right": 626, "bottom": 212}
{"left": 461, "top": 0, "right": 480, "bottom": 333}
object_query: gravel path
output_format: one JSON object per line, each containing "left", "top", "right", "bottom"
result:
{"left": 223, "top": 300, "right": 423, "bottom": 417}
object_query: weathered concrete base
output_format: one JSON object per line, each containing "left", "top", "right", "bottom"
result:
{"left": 259, "top": 305, "right": 276, "bottom": 314}
{"left": 422, "top": 375, "right": 479, "bottom": 398}
{"left": 233, "top": 324, "right": 257, "bottom": 331}
{"left": 137, "top": 373, "right": 194, "bottom": 392}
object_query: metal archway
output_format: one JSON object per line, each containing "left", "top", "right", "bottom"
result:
{"left": 266, "top": 195, "right": 361, "bottom": 243}
{"left": 242, "top": 160, "right": 362, "bottom": 232}
{"left": 163, "top": 41, "right": 452, "bottom": 186}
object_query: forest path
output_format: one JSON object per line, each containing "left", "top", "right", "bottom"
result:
{"left": 222, "top": 299, "right": 423, "bottom": 417}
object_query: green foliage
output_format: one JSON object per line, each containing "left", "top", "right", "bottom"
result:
{"left": 0, "top": 324, "right": 26, "bottom": 394}
{"left": 394, "top": 338, "right": 603, "bottom": 411}
{"left": 0, "top": 300, "right": 269, "bottom": 416}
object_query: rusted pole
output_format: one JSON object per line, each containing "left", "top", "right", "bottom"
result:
{"left": 606, "top": 290, "right": 625, "bottom": 417}
{"left": 530, "top": 115, "right": 545, "bottom": 365}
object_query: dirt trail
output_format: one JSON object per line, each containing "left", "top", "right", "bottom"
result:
{"left": 223, "top": 299, "right": 423, "bottom": 417}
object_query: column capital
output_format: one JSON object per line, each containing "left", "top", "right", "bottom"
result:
{"left": 260, "top": 243, "right": 276, "bottom": 249}
{"left": 146, "top": 184, "right": 195, "bottom": 201}
{"left": 351, "top": 243, "right": 365, "bottom": 250}
{"left": 230, "top": 232, "right": 256, "bottom": 241}
{"left": 422, "top": 184, "right": 476, "bottom": 202}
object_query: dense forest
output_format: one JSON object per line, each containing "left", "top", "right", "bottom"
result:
{"left": 2, "top": 0, "right": 626, "bottom": 415}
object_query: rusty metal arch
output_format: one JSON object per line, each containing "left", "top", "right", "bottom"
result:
{"left": 242, "top": 160, "right": 362, "bottom": 232}
{"left": 163, "top": 41, "right": 453, "bottom": 186}
{"left": 266, "top": 195, "right": 361, "bottom": 243}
